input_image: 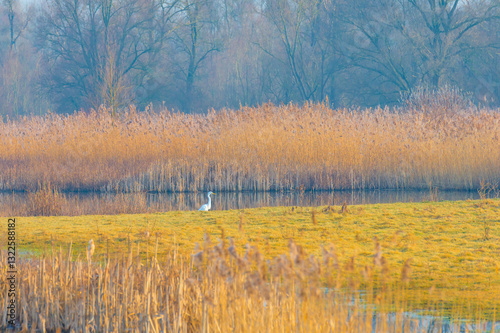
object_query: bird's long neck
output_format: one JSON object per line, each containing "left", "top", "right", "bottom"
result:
{"left": 207, "top": 194, "right": 212, "bottom": 208}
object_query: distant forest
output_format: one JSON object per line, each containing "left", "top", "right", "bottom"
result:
{"left": 0, "top": 0, "right": 499, "bottom": 115}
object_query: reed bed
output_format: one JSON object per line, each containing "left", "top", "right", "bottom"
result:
{"left": 1, "top": 103, "right": 500, "bottom": 193}
{"left": 1, "top": 238, "right": 493, "bottom": 332}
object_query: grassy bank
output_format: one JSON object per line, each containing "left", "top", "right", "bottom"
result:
{"left": 8, "top": 199, "right": 500, "bottom": 321}
{"left": 1, "top": 103, "right": 500, "bottom": 192}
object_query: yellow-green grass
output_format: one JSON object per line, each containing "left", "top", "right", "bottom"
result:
{"left": 9, "top": 199, "right": 500, "bottom": 319}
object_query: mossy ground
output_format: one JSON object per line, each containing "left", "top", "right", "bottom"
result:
{"left": 9, "top": 199, "right": 500, "bottom": 320}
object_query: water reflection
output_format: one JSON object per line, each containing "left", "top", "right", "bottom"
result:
{"left": 201, "top": 189, "right": 480, "bottom": 211}
{"left": 0, "top": 189, "right": 482, "bottom": 216}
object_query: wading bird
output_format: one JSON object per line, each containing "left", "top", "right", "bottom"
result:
{"left": 199, "top": 191, "right": 215, "bottom": 211}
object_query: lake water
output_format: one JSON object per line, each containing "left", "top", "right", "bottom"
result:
{"left": 0, "top": 189, "right": 483, "bottom": 215}
{"left": 148, "top": 189, "right": 482, "bottom": 211}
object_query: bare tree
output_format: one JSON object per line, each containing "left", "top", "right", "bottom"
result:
{"left": 171, "top": 0, "right": 222, "bottom": 112}
{"left": 1, "top": 0, "right": 29, "bottom": 51}
{"left": 405, "top": 0, "right": 500, "bottom": 87}
{"left": 257, "top": 0, "right": 340, "bottom": 103}
{"left": 459, "top": 15, "right": 500, "bottom": 106}
{"left": 3, "top": 0, "right": 499, "bottom": 115}
{"left": 337, "top": 0, "right": 421, "bottom": 104}
{"left": 0, "top": 1, "right": 48, "bottom": 117}
{"left": 338, "top": 0, "right": 500, "bottom": 104}
{"left": 36, "top": 0, "right": 181, "bottom": 112}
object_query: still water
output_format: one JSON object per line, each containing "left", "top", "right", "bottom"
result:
{"left": 144, "top": 189, "right": 482, "bottom": 211}
{"left": 0, "top": 189, "right": 482, "bottom": 215}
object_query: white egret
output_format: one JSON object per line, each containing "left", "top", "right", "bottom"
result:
{"left": 198, "top": 191, "right": 215, "bottom": 211}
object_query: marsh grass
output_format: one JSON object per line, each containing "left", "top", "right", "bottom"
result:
{"left": 1, "top": 237, "right": 493, "bottom": 332}
{"left": 478, "top": 181, "right": 500, "bottom": 200}
{"left": 10, "top": 199, "right": 500, "bottom": 322}
{"left": 25, "top": 183, "right": 64, "bottom": 216}
{"left": 1, "top": 190, "right": 157, "bottom": 217}
{"left": 1, "top": 103, "right": 499, "bottom": 193}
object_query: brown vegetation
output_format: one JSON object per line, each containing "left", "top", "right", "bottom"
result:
{"left": 0, "top": 187, "right": 156, "bottom": 217}
{"left": 1, "top": 103, "right": 499, "bottom": 193}
{"left": 0, "top": 238, "right": 489, "bottom": 332}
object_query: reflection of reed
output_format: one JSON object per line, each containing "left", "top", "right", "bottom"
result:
{"left": 0, "top": 190, "right": 481, "bottom": 216}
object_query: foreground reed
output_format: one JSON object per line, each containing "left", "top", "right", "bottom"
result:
{"left": 1, "top": 103, "right": 499, "bottom": 193}
{"left": 0, "top": 237, "right": 495, "bottom": 332}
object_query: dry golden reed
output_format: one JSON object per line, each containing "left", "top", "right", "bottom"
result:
{"left": 0, "top": 238, "right": 488, "bottom": 332}
{"left": 1, "top": 103, "right": 499, "bottom": 193}
{"left": 25, "top": 183, "right": 64, "bottom": 216}
{"left": 311, "top": 209, "right": 317, "bottom": 225}
{"left": 1, "top": 190, "right": 156, "bottom": 217}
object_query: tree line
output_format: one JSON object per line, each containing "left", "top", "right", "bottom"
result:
{"left": 0, "top": 0, "right": 499, "bottom": 116}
